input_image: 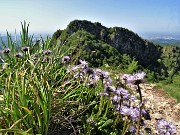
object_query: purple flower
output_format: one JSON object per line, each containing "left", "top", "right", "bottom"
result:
{"left": 14, "top": 52, "right": 23, "bottom": 58}
{"left": 43, "top": 49, "right": 52, "bottom": 55}
{"left": 74, "top": 59, "right": 89, "bottom": 71}
{"left": 90, "top": 72, "right": 99, "bottom": 81}
{"left": 126, "top": 72, "right": 146, "bottom": 85}
{"left": 157, "top": 119, "right": 176, "bottom": 135}
{"left": 95, "top": 68, "right": 102, "bottom": 76}
{"left": 104, "top": 86, "right": 116, "bottom": 93}
{"left": 102, "top": 71, "right": 110, "bottom": 78}
{"left": 104, "top": 78, "right": 112, "bottom": 86}
{"left": 115, "top": 88, "right": 131, "bottom": 100}
{"left": 122, "top": 74, "right": 130, "bottom": 80}
{"left": 130, "top": 108, "right": 139, "bottom": 121}
{"left": 120, "top": 106, "right": 139, "bottom": 122}
{"left": 120, "top": 106, "right": 130, "bottom": 115}
{"left": 129, "top": 95, "right": 137, "bottom": 102}
{"left": 95, "top": 69, "right": 109, "bottom": 80}
{"left": 85, "top": 68, "right": 94, "bottom": 75}
{"left": 2, "top": 48, "right": 11, "bottom": 54}
{"left": 21, "top": 46, "right": 30, "bottom": 52}
{"left": 111, "top": 95, "right": 121, "bottom": 104}
{"left": 87, "top": 74, "right": 99, "bottom": 87}
{"left": 128, "top": 126, "right": 136, "bottom": 133}
{"left": 115, "top": 88, "right": 129, "bottom": 95}
{"left": 62, "top": 56, "right": 70, "bottom": 63}
{"left": 98, "top": 92, "right": 109, "bottom": 96}
{"left": 69, "top": 65, "right": 80, "bottom": 72}
{"left": 79, "top": 59, "right": 88, "bottom": 66}
{"left": 142, "top": 109, "right": 151, "bottom": 120}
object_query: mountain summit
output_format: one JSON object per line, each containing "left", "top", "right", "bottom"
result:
{"left": 51, "top": 20, "right": 180, "bottom": 78}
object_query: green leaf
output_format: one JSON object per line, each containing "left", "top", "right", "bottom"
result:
{"left": 98, "top": 119, "right": 113, "bottom": 130}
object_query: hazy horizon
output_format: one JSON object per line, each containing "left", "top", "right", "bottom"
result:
{"left": 1, "top": 22, "right": 180, "bottom": 40}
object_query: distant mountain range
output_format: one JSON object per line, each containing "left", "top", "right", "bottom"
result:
{"left": 140, "top": 33, "right": 180, "bottom": 46}
{"left": 149, "top": 38, "right": 180, "bottom": 46}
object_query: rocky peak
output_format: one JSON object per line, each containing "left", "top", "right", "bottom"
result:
{"left": 67, "top": 20, "right": 107, "bottom": 37}
{"left": 66, "top": 20, "right": 162, "bottom": 69}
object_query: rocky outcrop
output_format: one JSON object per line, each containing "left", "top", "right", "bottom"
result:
{"left": 140, "top": 83, "right": 180, "bottom": 134}
{"left": 105, "top": 27, "right": 162, "bottom": 69}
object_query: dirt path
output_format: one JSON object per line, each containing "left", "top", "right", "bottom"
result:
{"left": 140, "top": 83, "right": 180, "bottom": 134}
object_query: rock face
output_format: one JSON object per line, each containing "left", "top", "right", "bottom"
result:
{"left": 140, "top": 84, "right": 180, "bottom": 134}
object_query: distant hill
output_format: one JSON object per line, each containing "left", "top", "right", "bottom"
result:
{"left": 0, "top": 34, "right": 49, "bottom": 49}
{"left": 149, "top": 38, "right": 180, "bottom": 47}
{"left": 141, "top": 33, "right": 180, "bottom": 47}
{"left": 50, "top": 20, "right": 180, "bottom": 79}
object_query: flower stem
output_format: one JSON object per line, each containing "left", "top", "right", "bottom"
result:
{"left": 136, "top": 84, "right": 142, "bottom": 135}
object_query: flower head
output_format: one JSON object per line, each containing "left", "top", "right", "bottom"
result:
{"left": 95, "top": 68, "right": 102, "bottom": 76}
{"left": 128, "top": 126, "right": 136, "bottom": 133}
{"left": 21, "top": 46, "right": 30, "bottom": 52}
{"left": 14, "top": 52, "right": 23, "bottom": 58}
{"left": 2, "top": 48, "right": 11, "bottom": 54}
{"left": 111, "top": 95, "right": 121, "bottom": 104}
{"left": 43, "top": 49, "right": 52, "bottom": 55}
{"left": 104, "top": 85, "right": 116, "bottom": 93}
{"left": 79, "top": 59, "right": 88, "bottom": 65}
{"left": 157, "top": 119, "right": 176, "bottom": 135}
{"left": 62, "top": 56, "right": 70, "bottom": 63}
{"left": 98, "top": 92, "right": 109, "bottom": 96}
{"left": 120, "top": 106, "right": 139, "bottom": 122}
{"left": 126, "top": 72, "right": 146, "bottom": 85}
{"left": 115, "top": 88, "right": 129, "bottom": 96}
{"left": 122, "top": 74, "right": 130, "bottom": 80}
{"left": 86, "top": 68, "right": 94, "bottom": 75}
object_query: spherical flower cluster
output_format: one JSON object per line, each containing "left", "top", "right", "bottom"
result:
{"left": 95, "top": 69, "right": 112, "bottom": 87}
{"left": 120, "top": 106, "right": 139, "bottom": 121}
{"left": 43, "top": 49, "right": 52, "bottom": 55}
{"left": 62, "top": 56, "right": 70, "bottom": 63}
{"left": 21, "top": 46, "right": 30, "bottom": 52}
{"left": 128, "top": 126, "right": 136, "bottom": 133}
{"left": 14, "top": 52, "right": 23, "bottom": 58}
{"left": 157, "top": 119, "right": 176, "bottom": 135}
{"left": 2, "top": 48, "right": 11, "bottom": 54}
{"left": 123, "top": 72, "right": 146, "bottom": 85}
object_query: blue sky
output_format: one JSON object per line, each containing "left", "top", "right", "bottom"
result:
{"left": 0, "top": 0, "right": 180, "bottom": 35}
